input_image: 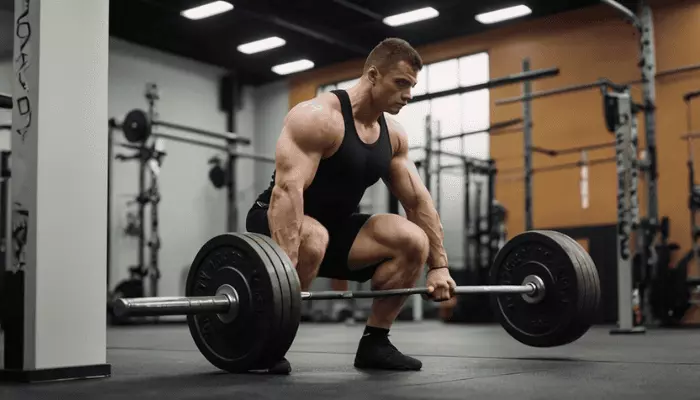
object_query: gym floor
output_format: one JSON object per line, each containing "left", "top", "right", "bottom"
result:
{"left": 1, "top": 322, "right": 698, "bottom": 399}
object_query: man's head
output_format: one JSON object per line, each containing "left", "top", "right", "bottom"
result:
{"left": 363, "top": 38, "right": 422, "bottom": 115}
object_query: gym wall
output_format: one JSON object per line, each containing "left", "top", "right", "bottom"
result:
{"left": 252, "top": 80, "right": 289, "bottom": 196}
{"left": 0, "top": 8, "right": 275, "bottom": 299}
{"left": 285, "top": 0, "right": 700, "bottom": 321}
{"left": 108, "top": 38, "right": 257, "bottom": 298}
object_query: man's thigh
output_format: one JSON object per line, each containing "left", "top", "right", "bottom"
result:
{"left": 346, "top": 213, "right": 424, "bottom": 270}
{"left": 315, "top": 213, "right": 384, "bottom": 282}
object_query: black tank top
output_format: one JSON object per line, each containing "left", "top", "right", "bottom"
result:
{"left": 255, "top": 89, "right": 393, "bottom": 225}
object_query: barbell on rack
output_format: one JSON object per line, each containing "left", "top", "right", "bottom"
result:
{"left": 114, "top": 230, "right": 600, "bottom": 373}
{"left": 121, "top": 108, "right": 251, "bottom": 145}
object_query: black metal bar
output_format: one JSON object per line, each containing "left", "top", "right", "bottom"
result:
{"left": 533, "top": 157, "right": 616, "bottom": 173}
{"left": 424, "top": 116, "right": 433, "bottom": 195}
{"left": 154, "top": 132, "right": 228, "bottom": 152}
{"left": 301, "top": 284, "right": 535, "bottom": 299}
{"left": 486, "top": 160, "right": 497, "bottom": 266}
{"left": 437, "top": 118, "right": 523, "bottom": 143}
{"left": 332, "top": 0, "right": 383, "bottom": 20}
{"left": 464, "top": 160, "right": 472, "bottom": 271}
{"left": 412, "top": 147, "right": 493, "bottom": 167}
{"left": 0, "top": 125, "right": 10, "bottom": 131}
{"left": 225, "top": 72, "right": 239, "bottom": 233}
{"left": 474, "top": 181, "right": 484, "bottom": 268}
{"left": 152, "top": 132, "right": 275, "bottom": 162}
{"left": 496, "top": 63, "right": 700, "bottom": 106}
{"left": 522, "top": 59, "right": 534, "bottom": 231}
{"left": 411, "top": 67, "right": 560, "bottom": 104}
{"left": 533, "top": 141, "right": 616, "bottom": 157}
{"left": 0, "top": 93, "right": 10, "bottom": 109}
{"left": 680, "top": 132, "right": 700, "bottom": 140}
{"left": 439, "top": 163, "right": 463, "bottom": 171}
{"left": 154, "top": 120, "right": 250, "bottom": 145}
{"left": 500, "top": 156, "right": 618, "bottom": 176}
{"left": 656, "top": 63, "right": 700, "bottom": 79}
{"left": 601, "top": 0, "right": 641, "bottom": 30}
{"left": 684, "top": 90, "right": 700, "bottom": 103}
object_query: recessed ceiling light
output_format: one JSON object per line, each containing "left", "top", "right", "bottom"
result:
{"left": 181, "top": 1, "right": 234, "bottom": 20}
{"left": 383, "top": 7, "right": 439, "bottom": 27}
{"left": 475, "top": 5, "right": 532, "bottom": 24}
{"left": 237, "top": 37, "right": 287, "bottom": 55}
{"left": 272, "top": 59, "right": 315, "bottom": 75}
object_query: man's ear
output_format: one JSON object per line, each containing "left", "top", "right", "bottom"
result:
{"left": 367, "top": 66, "right": 379, "bottom": 86}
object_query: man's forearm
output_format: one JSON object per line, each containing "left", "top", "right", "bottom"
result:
{"left": 268, "top": 184, "right": 304, "bottom": 266}
{"left": 404, "top": 199, "right": 448, "bottom": 268}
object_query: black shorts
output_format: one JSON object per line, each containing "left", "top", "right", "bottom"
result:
{"left": 245, "top": 203, "right": 381, "bottom": 283}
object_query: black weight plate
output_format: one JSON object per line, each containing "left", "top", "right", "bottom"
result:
{"left": 122, "top": 109, "right": 150, "bottom": 143}
{"left": 564, "top": 234, "right": 601, "bottom": 322}
{"left": 247, "top": 233, "right": 302, "bottom": 361}
{"left": 490, "top": 230, "right": 590, "bottom": 348}
{"left": 234, "top": 233, "right": 291, "bottom": 369}
{"left": 543, "top": 231, "right": 598, "bottom": 345}
{"left": 539, "top": 231, "right": 591, "bottom": 344}
{"left": 185, "top": 233, "right": 284, "bottom": 373}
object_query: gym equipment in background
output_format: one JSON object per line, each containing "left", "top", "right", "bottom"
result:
{"left": 107, "top": 86, "right": 168, "bottom": 324}
{"left": 495, "top": 0, "right": 700, "bottom": 327}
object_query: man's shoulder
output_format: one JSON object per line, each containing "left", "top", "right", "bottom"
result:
{"left": 382, "top": 114, "right": 408, "bottom": 155}
{"left": 285, "top": 92, "right": 344, "bottom": 134}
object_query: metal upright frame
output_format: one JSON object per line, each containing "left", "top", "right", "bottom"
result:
{"left": 606, "top": 84, "right": 646, "bottom": 335}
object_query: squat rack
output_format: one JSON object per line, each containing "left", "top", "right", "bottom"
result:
{"left": 106, "top": 83, "right": 274, "bottom": 321}
{"left": 495, "top": 0, "right": 700, "bottom": 327}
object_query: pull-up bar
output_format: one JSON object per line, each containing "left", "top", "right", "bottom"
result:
{"left": 410, "top": 67, "right": 559, "bottom": 103}
{"left": 531, "top": 141, "right": 617, "bottom": 157}
{"left": 495, "top": 63, "right": 700, "bottom": 106}
{"left": 601, "top": 0, "right": 641, "bottom": 30}
{"left": 437, "top": 118, "right": 523, "bottom": 143}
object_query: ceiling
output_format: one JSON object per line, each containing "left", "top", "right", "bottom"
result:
{"left": 2, "top": 0, "right": 613, "bottom": 85}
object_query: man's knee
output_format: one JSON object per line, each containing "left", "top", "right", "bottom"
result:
{"left": 299, "top": 217, "right": 329, "bottom": 264}
{"left": 394, "top": 222, "right": 429, "bottom": 266}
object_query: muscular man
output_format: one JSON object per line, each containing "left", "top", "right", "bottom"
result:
{"left": 247, "top": 38, "right": 456, "bottom": 374}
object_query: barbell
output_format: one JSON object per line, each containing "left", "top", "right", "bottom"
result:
{"left": 114, "top": 230, "right": 600, "bottom": 373}
{"left": 121, "top": 108, "right": 250, "bottom": 145}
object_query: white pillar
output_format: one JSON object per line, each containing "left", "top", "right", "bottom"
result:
{"left": 1, "top": 0, "right": 110, "bottom": 382}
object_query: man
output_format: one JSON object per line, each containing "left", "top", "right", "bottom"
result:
{"left": 246, "top": 38, "right": 456, "bottom": 374}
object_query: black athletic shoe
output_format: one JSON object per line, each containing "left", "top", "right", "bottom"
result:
{"left": 247, "top": 357, "right": 292, "bottom": 375}
{"left": 353, "top": 335, "right": 422, "bottom": 371}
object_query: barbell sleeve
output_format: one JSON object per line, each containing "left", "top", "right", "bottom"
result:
{"left": 113, "top": 295, "right": 232, "bottom": 317}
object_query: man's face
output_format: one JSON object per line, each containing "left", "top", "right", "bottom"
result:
{"left": 370, "top": 60, "right": 418, "bottom": 115}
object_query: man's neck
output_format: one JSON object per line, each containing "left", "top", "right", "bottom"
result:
{"left": 346, "top": 80, "right": 382, "bottom": 127}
